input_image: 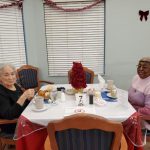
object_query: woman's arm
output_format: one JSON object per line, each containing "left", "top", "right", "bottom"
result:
{"left": 0, "top": 89, "right": 34, "bottom": 119}
{"left": 138, "top": 94, "right": 150, "bottom": 115}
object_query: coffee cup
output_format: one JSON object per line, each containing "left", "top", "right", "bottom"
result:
{"left": 110, "top": 89, "right": 117, "bottom": 98}
{"left": 34, "top": 96, "right": 44, "bottom": 109}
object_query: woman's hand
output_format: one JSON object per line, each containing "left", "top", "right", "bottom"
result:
{"left": 23, "top": 89, "right": 35, "bottom": 100}
{"left": 17, "top": 89, "right": 35, "bottom": 106}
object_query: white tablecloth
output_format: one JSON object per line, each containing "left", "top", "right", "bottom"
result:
{"left": 21, "top": 84, "right": 136, "bottom": 126}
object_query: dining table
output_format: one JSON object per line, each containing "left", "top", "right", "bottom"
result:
{"left": 15, "top": 84, "right": 136, "bottom": 150}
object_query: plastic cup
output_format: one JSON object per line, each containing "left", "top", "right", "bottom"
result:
{"left": 107, "top": 80, "right": 114, "bottom": 90}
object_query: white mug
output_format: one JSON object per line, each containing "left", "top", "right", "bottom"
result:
{"left": 34, "top": 96, "right": 44, "bottom": 109}
{"left": 107, "top": 80, "right": 114, "bottom": 90}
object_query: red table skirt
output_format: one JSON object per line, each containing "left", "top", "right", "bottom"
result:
{"left": 16, "top": 128, "right": 47, "bottom": 150}
{"left": 16, "top": 112, "right": 144, "bottom": 150}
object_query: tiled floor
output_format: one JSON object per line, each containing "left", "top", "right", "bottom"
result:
{"left": 144, "top": 142, "right": 150, "bottom": 150}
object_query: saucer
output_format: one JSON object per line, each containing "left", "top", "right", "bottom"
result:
{"left": 94, "top": 99, "right": 106, "bottom": 106}
{"left": 31, "top": 106, "right": 48, "bottom": 112}
{"left": 106, "top": 93, "right": 117, "bottom": 99}
{"left": 65, "top": 89, "right": 75, "bottom": 95}
{"left": 74, "top": 108, "right": 85, "bottom": 113}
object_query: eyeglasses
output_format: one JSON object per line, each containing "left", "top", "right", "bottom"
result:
{"left": 136, "top": 65, "right": 149, "bottom": 69}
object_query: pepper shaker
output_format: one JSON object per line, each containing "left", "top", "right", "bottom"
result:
{"left": 89, "top": 94, "right": 93, "bottom": 104}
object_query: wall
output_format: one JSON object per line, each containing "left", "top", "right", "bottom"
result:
{"left": 105, "top": 0, "right": 150, "bottom": 89}
{"left": 23, "top": 0, "right": 150, "bottom": 90}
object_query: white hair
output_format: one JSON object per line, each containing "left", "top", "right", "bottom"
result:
{"left": 139, "top": 57, "right": 150, "bottom": 63}
{"left": 0, "top": 63, "right": 16, "bottom": 76}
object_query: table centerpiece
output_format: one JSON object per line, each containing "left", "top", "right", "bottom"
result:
{"left": 70, "top": 62, "right": 87, "bottom": 93}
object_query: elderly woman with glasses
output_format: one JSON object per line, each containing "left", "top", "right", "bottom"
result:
{"left": 0, "top": 63, "right": 35, "bottom": 134}
{"left": 128, "top": 57, "right": 150, "bottom": 115}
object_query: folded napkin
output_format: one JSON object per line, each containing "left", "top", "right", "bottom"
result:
{"left": 98, "top": 74, "right": 105, "bottom": 90}
{"left": 101, "top": 91, "right": 117, "bottom": 102}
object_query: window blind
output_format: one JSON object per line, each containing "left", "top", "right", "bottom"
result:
{"left": 0, "top": 0, "right": 26, "bottom": 68}
{"left": 44, "top": 0, "right": 104, "bottom": 76}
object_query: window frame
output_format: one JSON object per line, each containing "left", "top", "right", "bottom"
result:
{"left": 44, "top": 0, "right": 105, "bottom": 76}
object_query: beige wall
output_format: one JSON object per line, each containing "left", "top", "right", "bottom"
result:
{"left": 23, "top": 0, "right": 150, "bottom": 90}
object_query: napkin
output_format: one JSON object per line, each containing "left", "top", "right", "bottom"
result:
{"left": 98, "top": 74, "right": 105, "bottom": 90}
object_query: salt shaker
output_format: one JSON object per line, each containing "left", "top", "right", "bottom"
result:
{"left": 57, "top": 88, "right": 61, "bottom": 99}
{"left": 61, "top": 92, "right": 66, "bottom": 102}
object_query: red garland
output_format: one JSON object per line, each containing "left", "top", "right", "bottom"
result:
{"left": 70, "top": 62, "right": 87, "bottom": 90}
{"left": 44, "top": 0, "right": 103, "bottom": 12}
{"left": 0, "top": 0, "right": 23, "bottom": 9}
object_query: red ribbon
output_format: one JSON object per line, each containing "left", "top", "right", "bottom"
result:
{"left": 139, "top": 10, "right": 149, "bottom": 21}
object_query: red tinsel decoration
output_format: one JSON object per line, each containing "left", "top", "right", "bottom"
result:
{"left": 44, "top": 0, "right": 103, "bottom": 12}
{"left": 70, "top": 62, "right": 87, "bottom": 90}
{"left": 0, "top": 0, "right": 23, "bottom": 9}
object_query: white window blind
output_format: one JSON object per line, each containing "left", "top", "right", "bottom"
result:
{"left": 0, "top": 0, "right": 26, "bottom": 68}
{"left": 44, "top": 0, "right": 104, "bottom": 76}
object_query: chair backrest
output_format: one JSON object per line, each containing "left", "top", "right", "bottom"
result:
{"left": 68, "top": 67, "right": 94, "bottom": 84}
{"left": 0, "top": 119, "right": 17, "bottom": 150}
{"left": 17, "top": 65, "right": 40, "bottom": 90}
{"left": 46, "top": 114, "right": 123, "bottom": 150}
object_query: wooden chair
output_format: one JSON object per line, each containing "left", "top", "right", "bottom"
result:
{"left": 45, "top": 114, "right": 127, "bottom": 150}
{"left": 68, "top": 67, "right": 94, "bottom": 84}
{"left": 17, "top": 65, "right": 54, "bottom": 92}
{"left": 0, "top": 118, "right": 17, "bottom": 150}
{"left": 44, "top": 134, "right": 127, "bottom": 150}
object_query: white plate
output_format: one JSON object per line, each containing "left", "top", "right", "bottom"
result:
{"left": 74, "top": 108, "right": 85, "bottom": 113}
{"left": 31, "top": 106, "right": 48, "bottom": 112}
{"left": 94, "top": 99, "right": 106, "bottom": 106}
{"left": 65, "top": 89, "right": 75, "bottom": 95}
{"left": 106, "top": 93, "right": 117, "bottom": 99}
